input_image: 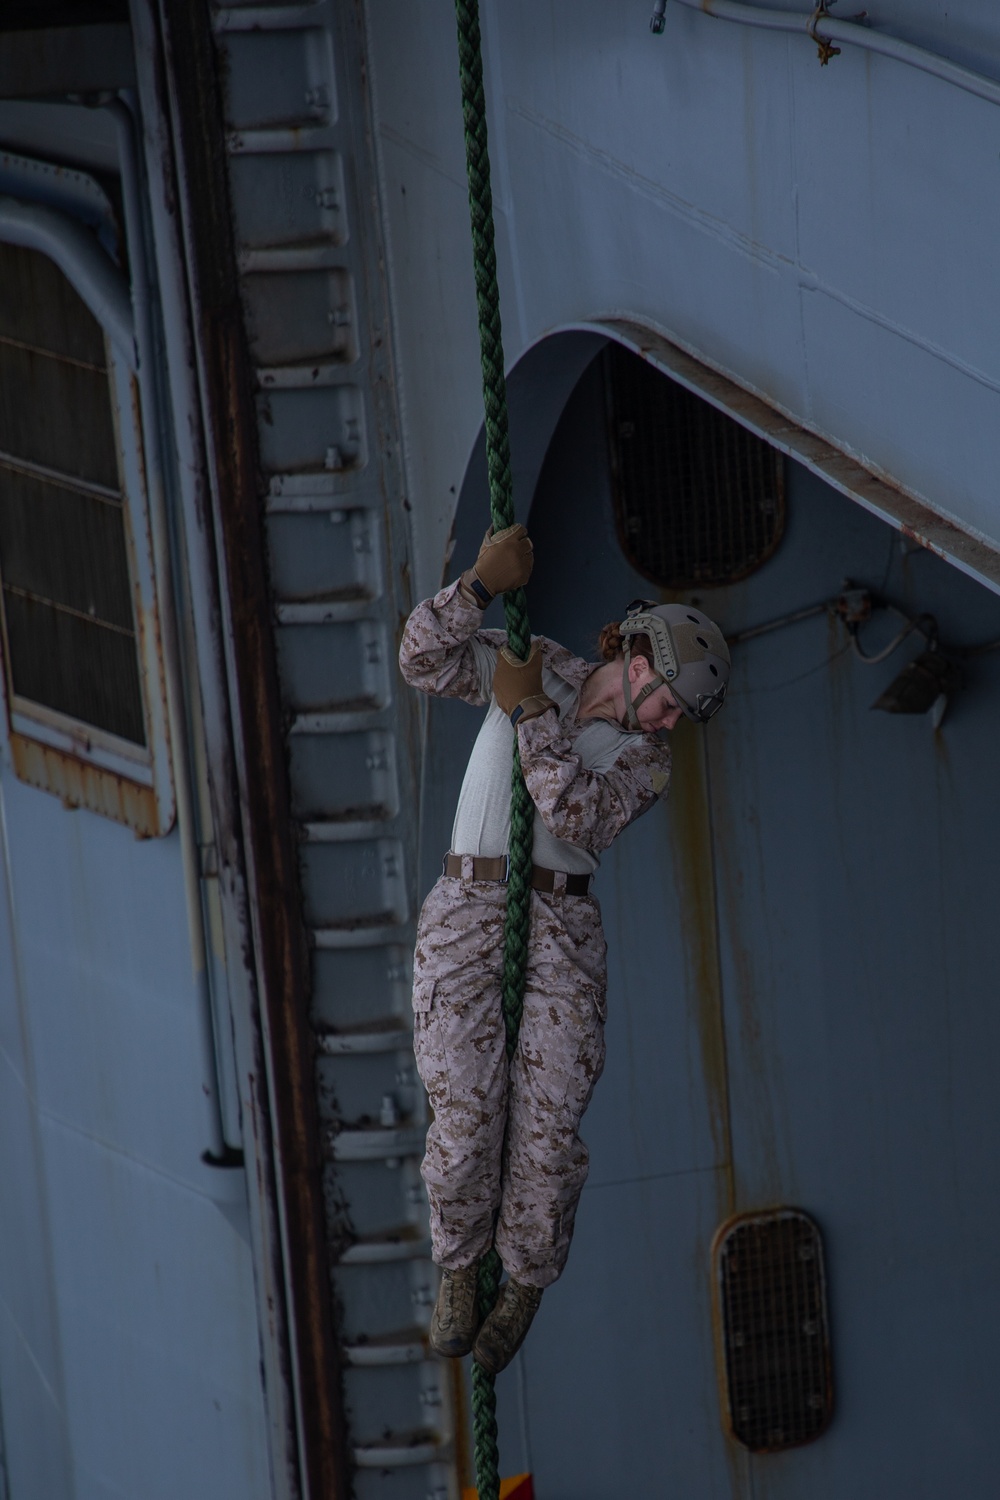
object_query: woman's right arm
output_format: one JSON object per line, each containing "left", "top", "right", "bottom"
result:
{"left": 398, "top": 580, "right": 504, "bottom": 705}
{"left": 400, "top": 525, "right": 534, "bottom": 704}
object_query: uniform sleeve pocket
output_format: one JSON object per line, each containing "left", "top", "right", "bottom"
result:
{"left": 411, "top": 976, "right": 436, "bottom": 1015}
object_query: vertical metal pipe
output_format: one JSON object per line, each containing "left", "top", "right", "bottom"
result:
{"left": 105, "top": 94, "right": 240, "bottom": 1167}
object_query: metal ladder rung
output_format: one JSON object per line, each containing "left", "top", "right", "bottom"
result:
{"left": 339, "top": 1227, "right": 431, "bottom": 1265}
{"left": 227, "top": 125, "right": 336, "bottom": 156}
{"left": 213, "top": 4, "right": 325, "bottom": 35}
{"left": 292, "top": 704, "right": 386, "bottom": 735}
{"left": 301, "top": 812, "right": 393, "bottom": 843}
{"left": 317, "top": 1021, "right": 412, "bottom": 1055}
{"left": 331, "top": 1123, "right": 425, "bottom": 1162}
{"left": 343, "top": 1328, "right": 427, "bottom": 1367}
{"left": 311, "top": 916, "right": 407, "bottom": 950}
{"left": 266, "top": 470, "right": 382, "bottom": 512}
{"left": 269, "top": 471, "right": 374, "bottom": 500}
{"left": 276, "top": 594, "right": 374, "bottom": 626}
{"left": 259, "top": 360, "right": 352, "bottom": 390}
{"left": 353, "top": 1433, "right": 448, "bottom": 1470}
{"left": 241, "top": 242, "right": 346, "bottom": 276}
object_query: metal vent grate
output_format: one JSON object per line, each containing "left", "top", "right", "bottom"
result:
{"left": 713, "top": 1209, "right": 833, "bottom": 1452}
{"left": 604, "top": 343, "right": 785, "bottom": 588}
{"left": 0, "top": 242, "right": 146, "bottom": 747}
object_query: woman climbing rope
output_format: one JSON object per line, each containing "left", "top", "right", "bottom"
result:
{"left": 399, "top": 522, "right": 731, "bottom": 1375}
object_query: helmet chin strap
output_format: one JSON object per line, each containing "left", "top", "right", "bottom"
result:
{"left": 620, "top": 644, "right": 666, "bottom": 731}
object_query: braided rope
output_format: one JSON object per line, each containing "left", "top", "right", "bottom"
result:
{"left": 455, "top": 3, "right": 534, "bottom": 1496}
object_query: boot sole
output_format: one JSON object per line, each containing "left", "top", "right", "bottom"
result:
{"left": 429, "top": 1336, "right": 475, "bottom": 1359}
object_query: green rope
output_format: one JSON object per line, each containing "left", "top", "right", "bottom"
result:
{"left": 455, "top": 3, "right": 534, "bottom": 1496}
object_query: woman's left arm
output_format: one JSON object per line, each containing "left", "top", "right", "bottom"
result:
{"left": 516, "top": 712, "right": 672, "bottom": 853}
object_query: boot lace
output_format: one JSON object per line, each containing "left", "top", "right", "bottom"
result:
{"left": 439, "top": 1266, "right": 478, "bottom": 1331}
{"left": 493, "top": 1279, "right": 541, "bottom": 1339}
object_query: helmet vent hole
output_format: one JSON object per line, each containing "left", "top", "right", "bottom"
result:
{"left": 604, "top": 344, "right": 785, "bottom": 587}
{"left": 696, "top": 635, "right": 708, "bottom": 648}
{"left": 687, "top": 613, "right": 699, "bottom": 622}
{"left": 709, "top": 664, "right": 719, "bottom": 676}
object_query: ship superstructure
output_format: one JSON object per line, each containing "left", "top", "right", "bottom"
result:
{"left": 0, "top": 4, "right": 998, "bottom": 1498}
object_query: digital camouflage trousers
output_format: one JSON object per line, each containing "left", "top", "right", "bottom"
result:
{"left": 411, "top": 868, "right": 608, "bottom": 1289}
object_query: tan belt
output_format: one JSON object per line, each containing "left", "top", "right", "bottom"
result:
{"left": 443, "top": 852, "right": 591, "bottom": 897}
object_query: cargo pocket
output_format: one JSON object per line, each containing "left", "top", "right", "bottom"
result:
{"left": 411, "top": 976, "right": 451, "bottom": 1111}
{"left": 592, "top": 985, "right": 608, "bottom": 1026}
{"left": 411, "top": 975, "right": 435, "bottom": 1016}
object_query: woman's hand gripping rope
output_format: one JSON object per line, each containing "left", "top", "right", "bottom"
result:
{"left": 493, "top": 642, "right": 558, "bottom": 727}
{"left": 461, "top": 523, "right": 534, "bottom": 608}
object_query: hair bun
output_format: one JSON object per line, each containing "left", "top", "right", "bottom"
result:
{"left": 597, "top": 620, "right": 653, "bottom": 665}
{"left": 598, "top": 621, "right": 624, "bottom": 661}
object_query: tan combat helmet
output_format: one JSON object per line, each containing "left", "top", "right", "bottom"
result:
{"left": 619, "top": 599, "right": 731, "bottom": 727}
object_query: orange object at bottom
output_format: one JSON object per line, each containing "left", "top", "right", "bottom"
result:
{"left": 462, "top": 1476, "right": 534, "bottom": 1500}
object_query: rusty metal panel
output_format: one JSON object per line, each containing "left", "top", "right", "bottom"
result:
{"left": 7, "top": 730, "right": 159, "bottom": 835}
{"left": 0, "top": 168, "right": 176, "bottom": 836}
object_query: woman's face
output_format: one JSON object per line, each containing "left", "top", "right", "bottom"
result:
{"left": 629, "top": 658, "right": 685, "bottom": 732}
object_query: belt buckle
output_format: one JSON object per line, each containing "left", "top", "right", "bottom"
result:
{"left": 500, "top": 854, "right": 510, "bottom": 884}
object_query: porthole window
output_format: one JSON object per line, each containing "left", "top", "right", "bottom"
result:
{"left": 604, "top": 342, "right": 785, "bottom": 588}
{"left": 0, "top": 176, "right": 173, "bottom": 836}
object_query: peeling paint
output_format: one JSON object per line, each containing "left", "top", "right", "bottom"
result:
{"left": 9, "top": 730, "right": 161, "bottom": 836}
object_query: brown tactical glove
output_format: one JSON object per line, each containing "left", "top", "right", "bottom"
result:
{"left": 492, "top": 642, "right": 558, "bottom": 727}
{"left": 460, "top": 524, "right": 534, "bottom": 608}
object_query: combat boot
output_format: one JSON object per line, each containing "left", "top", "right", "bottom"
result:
{"left": 429, "top": 1263, "right": 481, "bottom": 1358}
{"left": 472, "top": 1278, "right": 542, "bottom": 1375}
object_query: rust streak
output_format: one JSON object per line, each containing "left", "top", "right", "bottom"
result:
{"left": 667, "top": 718, "right": 735, "bottom": 1215}
{"left": 10, "top": 732, "right": 160, "bottom": 837}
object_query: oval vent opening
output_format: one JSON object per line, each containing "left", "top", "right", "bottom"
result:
{"left": 604, "top": 342, "right": 785, "bottom": 588}
{"left": 712, "top": 1208, "right": 833, "bottom": 1452}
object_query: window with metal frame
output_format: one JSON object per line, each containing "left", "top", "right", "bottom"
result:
{"left": 0, "top": 163, "right": 173, "bottom": 836}
{"left": 604, "top": 342, "right": 785, "bottom": 589}
{"left": 0, "top": 241, "right": 146, "bottom": 744}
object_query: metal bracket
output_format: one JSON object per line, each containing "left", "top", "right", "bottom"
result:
{"left": 808, "top": 3, "right": 841, "bottom": 65}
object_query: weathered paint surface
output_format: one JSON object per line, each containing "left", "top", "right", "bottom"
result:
{"left": 8, "top": 731, "right": 161, "bottom": 837}
{"left": 707, "top": 460, "right": 1000, "bottom": 1499}
{"left": 370, "top": 16, "right": 1000, "bottom": 1482}
{"left": 152, "top": 3, "right": 351, "bottom": 1493}
{"left": 163, "top": 0, "right": 444, "bottom": 1493}
{"left": 365, "top": 1, "right": 1000, "bottom": 602}
{"left": 0, "top": 764, "right": 272, "bottom": 1500}
{"left": 0, "top": 25, "right": 275, "bottom": 1500}
{"left": 424, "top": 351, "right": 1000, "bottom": 1496}
{"left": 2, "top": 3, "right": 999, "bottom": 1497}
